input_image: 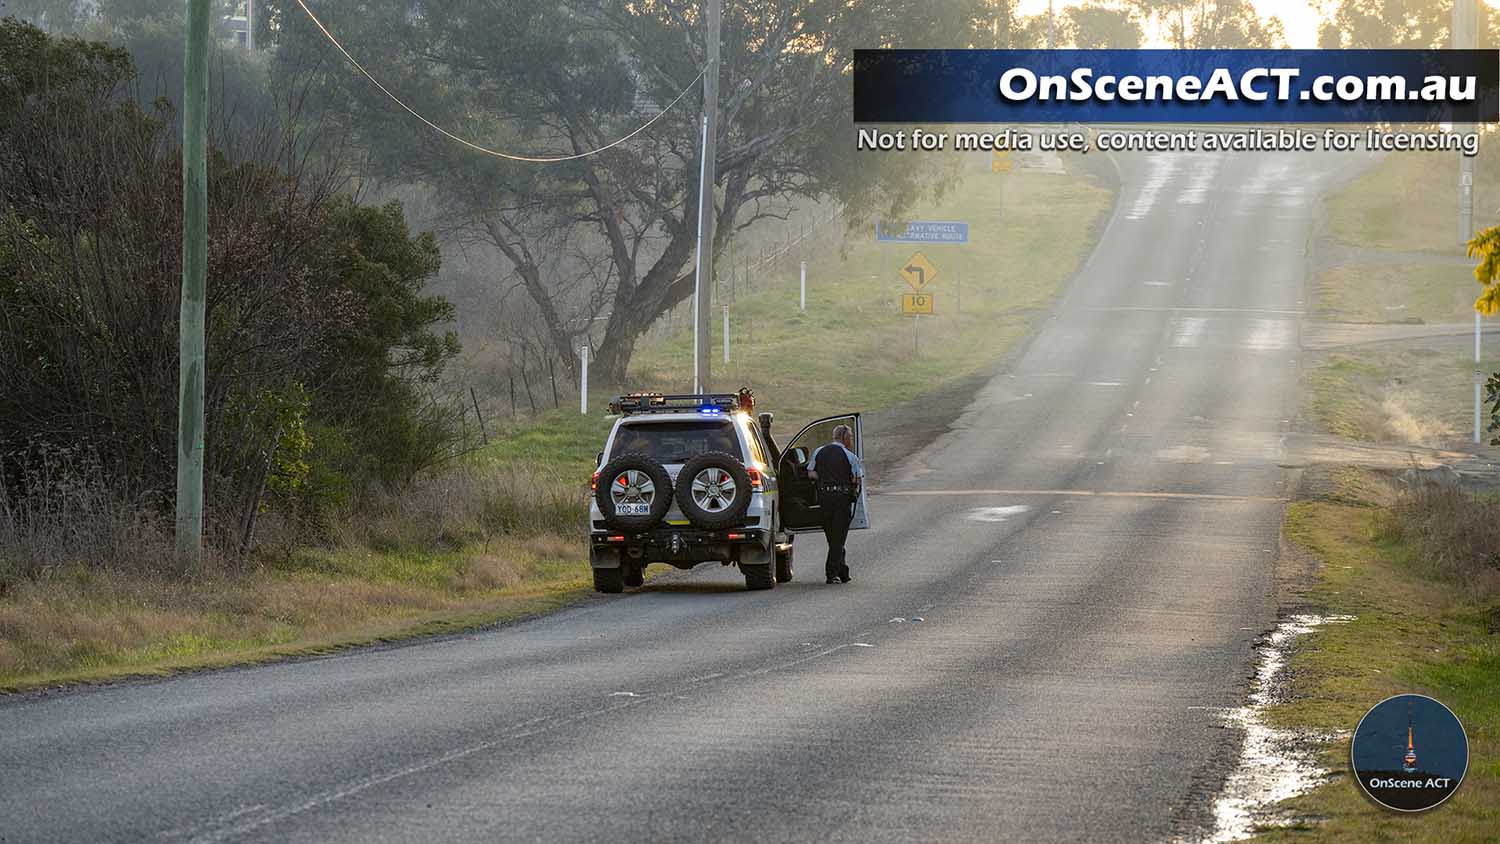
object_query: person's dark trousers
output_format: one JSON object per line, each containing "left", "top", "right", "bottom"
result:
{"left": 820, "top": 492, "right": 853, "bottom": 582}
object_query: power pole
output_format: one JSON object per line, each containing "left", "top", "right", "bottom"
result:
{"left": 246, "top": 0, "right": 254, "bottom": 51}
{"left": 692, "top": 0, "right": 721, "bottom": 393}
{"left": 1455, "top": 0, "right": 1481, "bottom": 442}
{"left": 177, "top": 0, "right": 211, "bottom": 564}
{"left": 1047, "top": 0, "right": 1056, "bottom": 49}
{"left": 1456, "top": 0, "right": 1476, "bottom": 246}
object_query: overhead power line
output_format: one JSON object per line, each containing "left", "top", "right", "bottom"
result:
{"left": 291, "top": 0, "right": 707, "bottom": 163}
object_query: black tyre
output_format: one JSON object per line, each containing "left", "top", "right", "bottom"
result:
{"left": 595, "top": 453, "right": 673, "bottom": 531}
{"left": 675, "top": 451, "right": 752, "bottom": 529}
{"left": 593, "top": 567, "right": 624, "bottom": 594}
{"left": 622, "top": 565, "right": 644, "bottom": 588}
{"left": 775, "top": 545, "right": 793, "bottom": 583}
{"left": 743, "top": 563, "right": 775, "bottom": 591}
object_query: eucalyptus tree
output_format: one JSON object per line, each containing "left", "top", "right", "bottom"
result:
{"left": 274, "top": 0, "right": 975, "bottom": 383}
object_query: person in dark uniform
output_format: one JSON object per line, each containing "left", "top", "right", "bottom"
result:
{"left": 808, "top": 424, "right": 863, "bottom": 584}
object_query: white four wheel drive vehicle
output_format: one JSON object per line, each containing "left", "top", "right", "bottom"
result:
{"left": 588, "top": 390, "right": 870, "bottom": 593}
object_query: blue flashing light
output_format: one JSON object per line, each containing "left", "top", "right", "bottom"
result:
{"left": 698, "top": 406, "right": 722, "bottom": 416}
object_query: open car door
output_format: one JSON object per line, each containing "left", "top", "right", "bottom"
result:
{"left": 776, "top": 413, "right": 870, "bottom": 534}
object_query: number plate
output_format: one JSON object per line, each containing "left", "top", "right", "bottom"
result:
{"left": 617, "top": 502, "right": 650, "bottom": 516}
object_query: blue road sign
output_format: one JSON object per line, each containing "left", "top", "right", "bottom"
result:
{"left": 876, "top": 220, "right": 969, "bottom": 244}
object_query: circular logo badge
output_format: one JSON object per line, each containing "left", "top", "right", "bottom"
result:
{"left": 1352, "top": 694, "right": 1468, "bottom": 812}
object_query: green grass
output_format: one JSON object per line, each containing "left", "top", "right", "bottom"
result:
{"left": 1248, "top": 492, "right": 1499, "bottom": 842}
{"left": 0, "top": 535, "right": 598, "bottom": 692}
{"left": 1327, "top": 153, "right": 1500, "bottom": 254}
{"left": 1317, "top": 263, "right": 1482, "bottom": 325}
{"left": 1303, "top": 343, "right": 1500, "bottom": 448}
{"left": 478, "top": 409, "right": 614, "bottom": 477}
{"left": 1305, "top": 354, "right": 1389, "bottom": 441}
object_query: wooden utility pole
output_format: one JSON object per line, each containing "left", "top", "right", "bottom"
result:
{"left": 692, "top": 0, "right": 721, "bottom": 392}
{"left": 176, "top": 0, "right": 211, "bottom": 564}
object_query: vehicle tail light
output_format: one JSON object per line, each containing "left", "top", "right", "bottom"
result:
{"left": 726, "top": 532, "right": 746, "bottom": 540}
{"left": 745, "top": 466, "right": 763, "bottom": 489}
{"left": 607, "top": 535, "right": 625, "bottom": 542}
{"left": 591, "top": 471, "right": 599, "bottom": 491}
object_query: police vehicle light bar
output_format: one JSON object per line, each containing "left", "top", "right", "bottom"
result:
{"left": 609, "top": 392, "right": 738, "bottom": 416}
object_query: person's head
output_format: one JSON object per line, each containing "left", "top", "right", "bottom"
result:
{"left": 832, "top": 424, "right": 853, "bottom": 449}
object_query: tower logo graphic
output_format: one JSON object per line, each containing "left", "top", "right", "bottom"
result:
{"left": 1352, "top": 694, "right": 1468, "bottom": 812}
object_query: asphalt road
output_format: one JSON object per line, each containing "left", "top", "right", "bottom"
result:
{"left": 0, "top": 150, "right": 1372, "bottom": 843}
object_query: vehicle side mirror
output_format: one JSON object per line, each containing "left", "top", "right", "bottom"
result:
{"left": 758, "top": 412, "right": 774, "bottom": 433}
{"left": 596, "top": 452, "right": 604, "bottom": 466}
{"left": 788, "top": 447, "right": 808, "bottom": 467}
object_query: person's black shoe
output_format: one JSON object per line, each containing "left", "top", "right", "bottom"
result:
{"left": 826, "top": 576, "right": 838, "bottom": 584}
{"left": 838, "top": 573, "right": 852, "bottom": 583}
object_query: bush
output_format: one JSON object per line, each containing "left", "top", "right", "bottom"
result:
{"left": 0, "top": 445, "right": 181, "bottom": 590}
{"left": 1376, "top": 481, "right": 1500, "bottom": 598}
{"left": 0, "top": 20, "right": 462, "bottom": 558}
{"left": 328, "top": 461, "right": 584, "bottom": 558}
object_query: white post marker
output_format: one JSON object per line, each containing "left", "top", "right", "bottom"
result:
{"left": 1476, "top": 310, "right": 1483, "bottom": 444}
{"left": 579, "top": 345, "right": 589, "bottom": 415}
{"left": 723, "top": 304, "right": 730, "bottom": 365}
{"left": 799, "top": 260, "right": 806, "bottom": 311}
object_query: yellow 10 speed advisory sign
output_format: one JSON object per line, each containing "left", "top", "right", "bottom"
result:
{"left": 901, "top": 293, "right": 934, "bottom": 315}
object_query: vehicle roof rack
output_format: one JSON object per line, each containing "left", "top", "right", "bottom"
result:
{"left": 609, "top": 389, "right": 754, "bottom": 417}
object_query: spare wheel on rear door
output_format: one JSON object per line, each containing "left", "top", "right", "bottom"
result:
{"left": 595, "top": 453, "right": 673, "bottom": 531}
{"left": 675, "top": 451, "right": 752, "bottom": 529}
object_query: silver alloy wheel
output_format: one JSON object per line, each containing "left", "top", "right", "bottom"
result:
{"left": 690, "top": 467, "right": 737, "bottom": 512}
{"left": 610, "top": 469, "right": 655, "bottom": 504}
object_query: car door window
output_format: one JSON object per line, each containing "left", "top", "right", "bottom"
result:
{"left": 785, "top": 415, "right": 860, "bottom": 458}
{"left": 778, "top": 413, "right": 861, "bottom": 533}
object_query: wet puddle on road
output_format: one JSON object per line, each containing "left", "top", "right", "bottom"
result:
{"left": 966, "top": 505, "right": 1031, "bottom": 522}
{"left": 1186, "top": 613, "right": 1355, "bottom": 844}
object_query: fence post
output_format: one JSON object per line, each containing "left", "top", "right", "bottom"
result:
{"left": 723, "top": 304, "right": 730, "bottom": 365}
{"left": 799, "top": 261, "right": 806, "bottom": 311}
{"left": 470, "top": 386, "right": 488, "bottom": 444}
{"left": 579, "top": 345, "right": 589, "bottom": 414}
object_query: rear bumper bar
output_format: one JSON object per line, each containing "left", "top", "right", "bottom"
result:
{"left": 589, "top": 528, "right": 768, "bottom": 567}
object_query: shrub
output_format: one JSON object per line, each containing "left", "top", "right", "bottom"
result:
{"left": 0, "top": 445, "right": 181, "bottom": 590}
{"left": 1376, "top": 481, "right": 1500, "bottom": 599}
{"left": 0, "top": 20, "right": 462, "bottom": 559}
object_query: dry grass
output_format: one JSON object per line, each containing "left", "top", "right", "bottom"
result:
{"left": 0, "top": 452, "right": 591, "bottom": 690}
{"left": 1303, "top": 343, "right": 1500, "bottom": 452}
{"left": 1380, "top": 391, "right": 1455, "bottom": 445}
{"left": 1376, "top": 481, "right": 1500, "bottom": 600}
{"left": 0, "top": 449, "right": 182, "bottom": 588}
{"left": 325, "top": 459, "right": 584, "bottom": 554}
{"left": 0, "top": 531, "right": 589, "bottom": 689}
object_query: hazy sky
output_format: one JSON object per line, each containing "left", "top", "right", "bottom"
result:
{"left": 1015, "top": 1, "right": 1498, "bottom": 49}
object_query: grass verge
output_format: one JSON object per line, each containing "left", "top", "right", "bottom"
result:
{"left": 1248, "top": 472, "right": 1498, "bottom": 842}
{"left": 1303, "top": 341, "right": 1500, "bottom": 449}
{"left": 0, "top": 537, "right": 592, "bottom": 693}
{"left": 1, "top": 156, "right": 1112, "bottom": 693}
{"left": 1316, "top": 263, "right": 1479, "bottom": 325}
{"left": 1326, "top": 152, "right": 1500, "bottom": 254}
